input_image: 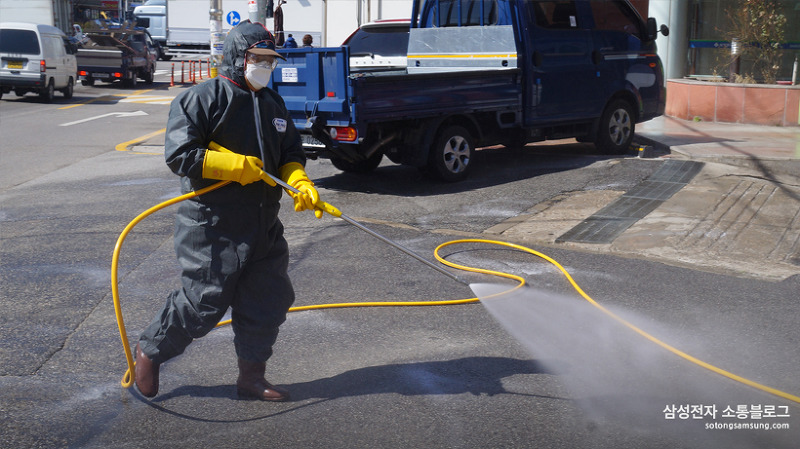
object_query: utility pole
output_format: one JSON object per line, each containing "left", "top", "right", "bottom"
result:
{"left": 248, "top": 0, "right": 266, "bottom": 24}
{"left": 209, "top": 0, "right": 223, "bottom": 77}
{"left": 321, "top": 0, "right": 327, "bottom": 47}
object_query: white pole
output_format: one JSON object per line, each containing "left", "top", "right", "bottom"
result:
{"left": 210, "top": 0, "right": 223, "bottom": 77}
{"left": 321, "top": 0, "right": 327, "bottom": 47}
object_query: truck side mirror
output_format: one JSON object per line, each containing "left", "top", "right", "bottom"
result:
{"left": 646, "top": 18, "right": 657, "bottom": 40}
{"left": 645, "top": 18, "right": 669, "bottom": 41}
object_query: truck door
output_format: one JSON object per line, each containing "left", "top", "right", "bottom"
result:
{"left": 45, "top": 34, "right": 67, "bottom": 88}
{"left": 522, "top": 0, "right": 599, "bottom": 123}
{"left": 587, "top": 1, "right": 655, "bottom": 110}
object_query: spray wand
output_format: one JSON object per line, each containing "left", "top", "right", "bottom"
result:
{"left": 208, "top": 141, "right": 468, "bottom": 286}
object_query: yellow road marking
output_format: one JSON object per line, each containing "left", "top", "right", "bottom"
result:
{"left": 59, "top": 89, "right": 157, "bottom": 110}
{"left": 115, "top": 128, "right": 166, "bottom": 153}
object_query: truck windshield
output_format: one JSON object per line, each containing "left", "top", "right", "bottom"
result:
{"left": 0, "top": 29, "right": 40, "bottom": 55}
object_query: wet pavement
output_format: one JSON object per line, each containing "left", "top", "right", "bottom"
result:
{"left": 2, "top": 111, "right": 799, "bottom": 448}
{"left": 487, "top": 116, "right": 800, "bottom": 281}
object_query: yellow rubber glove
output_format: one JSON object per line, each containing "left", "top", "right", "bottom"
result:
{"left": 279, "top": 162, "right": 322, "bottom": 219}
{"left": 202, "top": 149, "right": 276, "bottom": 186}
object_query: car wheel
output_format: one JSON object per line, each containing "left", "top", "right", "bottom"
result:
{"left": 331, "top": 150, "right": 383, "bottom": 174}
{"left": 39, "top": 79, "right": 55, "bottom": 103}
{"left": 595, "top": 99, "right": 635, "bottom": 154}
{"left": 427, "top": 125, "right": 473, "bottom": 182}
{"left": 62, "top": 77, "right": 74, "bottom": 99}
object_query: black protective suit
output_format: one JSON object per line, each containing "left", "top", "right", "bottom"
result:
{"left": 138, "top": 21, "right": 304, "bottom": 365}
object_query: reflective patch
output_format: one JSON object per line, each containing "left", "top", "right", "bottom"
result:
{"left": 273, "top": 118, "right": 287, "bottom": 133}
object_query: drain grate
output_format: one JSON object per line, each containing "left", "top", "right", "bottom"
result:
{"left": 556, "top": 160, "right": 704, "bottom": 244}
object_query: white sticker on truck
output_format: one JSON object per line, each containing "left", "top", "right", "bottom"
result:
{"left": 281, "top": 67, "right": 298, "bottom": 83}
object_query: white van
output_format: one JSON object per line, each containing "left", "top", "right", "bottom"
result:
{"left": 0, "top": 22, "right": 78, "bottom": 102}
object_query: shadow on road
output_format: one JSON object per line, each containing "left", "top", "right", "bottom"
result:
{"left": 137, "top": 356, "right": 565, "bottom": 422}
{"left": 314, "top": 141, "right": 626, "bottom": 197}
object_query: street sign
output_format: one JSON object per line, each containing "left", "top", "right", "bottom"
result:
{"left": 227, "top": 11, "right": 241, "bottom": 26}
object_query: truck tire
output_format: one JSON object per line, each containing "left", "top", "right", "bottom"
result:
{"left": 331, "top": 151, "right": 383, "bottom": 174}
{"left": 81, "top": 78, "right": 94, "bottom": 86}
{"left": 595, "top": 99, "right": 635, "bottom": 154}
{"left": 428, "top": 125, "right": 473, "bottom": 182}
{"left": 143, "top": 66, "right": 154, "bottom": 84}
{"left": 39, "top": 79, "right": 55, "bottom": 103}
{"left": 123, "top": 71, "right": 138, "bottom": 88}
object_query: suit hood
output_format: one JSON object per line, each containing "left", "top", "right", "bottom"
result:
{"left": 218, "top": 20, "right": 276, "bottom": 87}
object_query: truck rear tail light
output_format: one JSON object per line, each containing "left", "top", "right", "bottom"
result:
{"left": 113, "top": 72, "right": 123, "bottom": 78}
{"left": 329, "top": 126, "right": 357, "bottom": 142}
{"left": 79, "top": 70, "right": 88, "bottom": 76}
{"left": 40, "top": 60, "right": 46, "bottom": 72}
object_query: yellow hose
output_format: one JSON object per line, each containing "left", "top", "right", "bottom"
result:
{"left": 111, "top": 182, "right": 800, "bottom": 405}
{"left": 111, "top": 180, "right": 231, "bottom": 388}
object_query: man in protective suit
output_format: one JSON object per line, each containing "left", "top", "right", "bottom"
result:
{"left": 134, "top": 20, "right": 322, "bottom": 402}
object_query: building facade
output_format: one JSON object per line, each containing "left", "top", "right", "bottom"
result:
{"left": 652, "top": 0, "right": 800, "bottom": 83}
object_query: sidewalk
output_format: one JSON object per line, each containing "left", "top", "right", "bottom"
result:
{"left": 637, "top": 116, "right": 800, "bottom": 176}
{"left": 488, "top": 116, "right": 800, "bottom": 281}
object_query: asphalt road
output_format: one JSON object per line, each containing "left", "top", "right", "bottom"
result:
{"left": 1, "top": 64, "right": 797, "bottom": 448}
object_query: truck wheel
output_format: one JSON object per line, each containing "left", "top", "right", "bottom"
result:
{"left": 123, "top": 71, "right": 138, "bottom": 88}
{"left": 428, "top": 125, "right": 473, "bottom": 182}
{"left": 144, "top": 66, "right": 154, "bottom": 84}
{"left": 595, "top": 99, "right": 635, "bottom": 154}
{"left": 331, "top": 151, "right": 383, "bottom": 174}
{"left": 61, "top": 77, "right": 74, "bottom": 99}
{"left": 39, "top": 79, "right": 55, "bottom": 103}
{"left": 81, "top": 78, "right": 94, "bottom": 87}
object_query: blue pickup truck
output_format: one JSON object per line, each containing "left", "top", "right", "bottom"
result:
{"left": 272, "top": 0, "right": 668, "bottom": 181}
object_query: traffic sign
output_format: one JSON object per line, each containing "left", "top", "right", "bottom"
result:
{"left": 227, "top": 11, "right": 241, "bottom": 26}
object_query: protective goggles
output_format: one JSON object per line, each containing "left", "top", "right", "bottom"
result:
{"left": 245, "top": 52, "right": 279, "bottom": 70}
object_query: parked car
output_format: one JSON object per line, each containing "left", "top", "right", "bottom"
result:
{"left": 342, "top": 19, "right": 410, "bottom": 71}
{"left": 0, "top": 22, "right": 78, "bottom": 102}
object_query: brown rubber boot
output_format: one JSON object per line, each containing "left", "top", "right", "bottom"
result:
{"left": 135, "top": 343, "right": 159, "bottom": 398}
{"left": 236, "top": 358, "right": 290, "bottom": 402}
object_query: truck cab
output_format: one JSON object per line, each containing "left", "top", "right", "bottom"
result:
{"left": 133, "top": 1, "right": 168, "bottom": 60}
{"left": 409, "top": 0, "right": 665, "bottom": 151}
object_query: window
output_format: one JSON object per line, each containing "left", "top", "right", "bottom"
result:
{"left": 0, "top": 29, "right": 41, "bottom": 55}
{"left": 532, "top": 1, "right": 580, "bottom": 29}
{"left": 589, "top": 0, "right": 643, "bottom": 37}
{"left": 45, "top": 36, "right": 65, "bottom": 57}
{"left": 420, "top": 0, "right": 499, "bottom": 27}
{"left": 129, "top": 34, "right": 146, "bottom": 52}
{"left": 345, "top": 25, "right": 410, "bottom": 57}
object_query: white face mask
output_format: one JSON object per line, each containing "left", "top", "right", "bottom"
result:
{"left": 244, "top": 62, "right": 274, "bottom": 91}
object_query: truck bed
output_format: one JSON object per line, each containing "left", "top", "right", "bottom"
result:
{"left": 76, "top": 48, "right": 123, "bottom": 68}
{"left": 351, "top": 68, "right": 522, "bottom": 123}
{"left": 273, "top": 47, "right": 523, "bottom": 131}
